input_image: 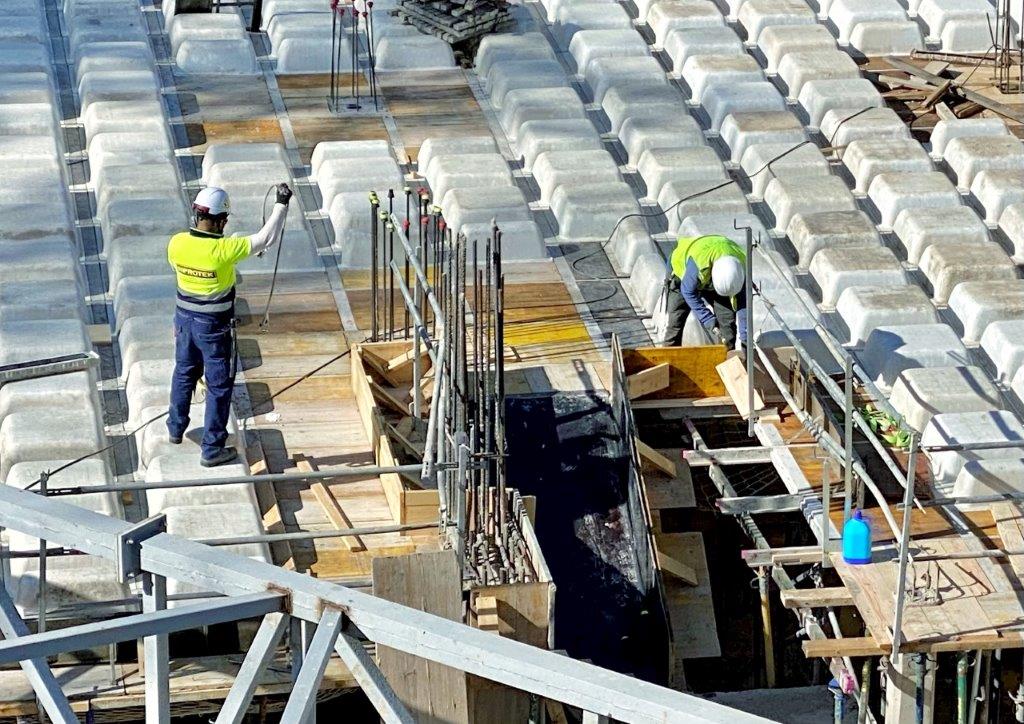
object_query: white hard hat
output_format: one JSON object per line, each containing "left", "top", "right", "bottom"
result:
{"left": 711, "top": 255, "right": 744, "bottom": 297}
{"left": 193, "top": 187, "right": 230, "bottom": 216}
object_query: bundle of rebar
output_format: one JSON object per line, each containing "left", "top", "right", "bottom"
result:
{"left": 395, "top": 0, "right": 515, "bottom": 45}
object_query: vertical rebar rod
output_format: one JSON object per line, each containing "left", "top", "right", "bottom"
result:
{"left": 843, "top": 355, "right": 854, "bottom": 524}
{"left": 387, "top": 189, "right": 395, "bottom": 340}
{"left": 370, "top": 195, "right": 379, "bottom": 341}
{"left": 404, "top": 188, "right": 411, "bottom": 339}
{"left": 890, "top": 434, "right": 918, "bottom": 656}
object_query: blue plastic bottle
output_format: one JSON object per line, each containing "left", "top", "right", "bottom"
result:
{"left": 842, "top": 510, "right": 872, "bottom": 564}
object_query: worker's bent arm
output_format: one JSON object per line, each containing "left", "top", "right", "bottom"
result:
{"left": 248, "top": 202, "right": 289, "bottom": 255}
{"left": 679, "top": 258, "right": 716, "bottom": 328}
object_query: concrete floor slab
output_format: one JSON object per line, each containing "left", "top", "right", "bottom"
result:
{"left": 809, "top": 245, "right": 904, "bottom": 306}
{"left": 476, "top": 33, "right": 555, "bottom": 80}
{"left": 948, "top": 280, "right": 1024, "bottom": 343}
{"left": 798, "top": 78, "right": 882, "bottom": 128}
{"left": 376, "top": 34, "right": 456, "bottom": 70}
{"left": 119, "top": 314, "right": 174, "bottom": 377}
{"left": 944, "top": 135, "right": 1024, "bottom": 190}
{"left": 843, "top": 137, "right": 933, "bottom": 193}
{"left": 930, "top": 117, "right": 1009, "bottom": 158}
{"left": 972, "top": 170, "right": 1024, "bottom": 224}
{"left": 567, "top": 29, "right": 650, "bottom": 75}
{"left": 500, "top": 87, "right": 587, "bottom": 139}
{"left": 737, "top": 0, "right": 816, "bottom": 44}
{"left": 441, "top": 186, "right": 533, "bottom": 236}
{"left": 664, "top": 26, "right": 743, "bottom": 72}
{"left": 848, "top": 20, "right": 923, "bottom": 56}
{"left": 922, "top": 411, "right": 1024, "bottom": 495}
{"left": 517, "top": 119, "right": 603, "bottom": 169}
{"left": 112, "top": 275, "right": 177, "bottom": 331}
{"left": 637, "top": 146, "right": 724, "bottom": 201}
{"left": 764, "top": 175, "right": 857, "bottom": 235}
{"left": 551, "top": 181, "right": 640, "bottom": 240}
{"left": 176, "top": 38, "right": 259, "bottom": 75}
{"left": 601, "top": 84, "right": 681, "bottom": 135}
{"left": 0, "top": 408, "right": 105, "bottom": 480}
{"left": 659, "top": 180, "right": 749, "bottom": 234}
{"left": 682, "top": 54, "right": 763, "bottom": 104}
{"left": 919, "top": 241, "right": 1016, "bottom": 304}
{"left": 647, "top": 0, "right": 726, "bottom": 47}
{"left": 890, "top": 365, "right": 1001, "bottom": 432}
{"left": 618, "top": 114, "right": 704, "bottom": 166}
{"left": 488, "top": 60, "right": 569, "bottom": 108}
{"left": 820, "top": 106, "right": 909, "bottom": 147}
{"left": 533, "top": 149, "right": 621, "bottom": 204}
{"left": 586, "top": 56, "right": 668, "bottom": 106}
{"left": 145, "top": 454, "right": 255, "bottom": 512}
{"left": 859, "top": 323, "right": 970, "bottom": 388}
{"left": 0, "top": 318, "right": 91, "bottom": 367}
{"left": 741, "top": 141, "right": 829, "bottom": 199}
{"left": 81, "top": 99, "right": 168, "bottom": 144}
{"left": 868, "top": 171, "right": 961, "bottom": 229}
{"left": 777, "top": 49, "right": 859, "bottom": 99}
{"left": 893, "top": 205, "right": 990, "bottom": 264}
{"left": 703, "top": 80, "right": 786, "bottom": 130}
{"left": 758, "top": 24, "right": 835, "bottom": 74}
{"left": 828, "top": 0, "right": 907, "bottom": 43}
{"left": 720, "top": 111, "right": 805, "bottom": 163}
{"left": 836, "top": 284, "right": 938, "bottom": 345}
{"left": 980, "top": 320, "right": 1024, "bottom": 383}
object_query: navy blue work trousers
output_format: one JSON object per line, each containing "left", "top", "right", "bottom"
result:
{"left": 167, "top": 307, "right": 235, "bottom": 459}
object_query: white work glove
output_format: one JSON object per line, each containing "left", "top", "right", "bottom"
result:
{"left": 704, "top": 324, "right": 722, "bottom": 345}
{"left": 736, "top": 338, "right": 744, "bottom": 352}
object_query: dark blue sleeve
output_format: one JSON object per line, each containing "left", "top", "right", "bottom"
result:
{"left": 737, "top": 305, "right": 748, "bottom": 343}
{"left": 680, "top": 258, "right": 716, "bottom": 328}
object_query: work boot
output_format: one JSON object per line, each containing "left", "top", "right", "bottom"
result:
{"left": 201, "top": 447, "right": 238, "bottom": 468}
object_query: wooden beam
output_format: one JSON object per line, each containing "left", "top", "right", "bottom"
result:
{"left": 368, "top": 378, "right": 412, "bottom": 416}
{"left": 742, "top": 545, "right": 823, "bottom": 567}
{"left": 802, "top": 637, "right": 888, "bottom": 659}
{"left": 656, "top": 547, "right": 698, "bottom": 586}
{"left": 295, "top": 455, "right": 366, "bottom": 552}
{"left": 887, "top": 56, "right": 1024, "bottom": 125}
{"left": 635, "top": 439, "right": 678, "bottom": 478}
{"left": 626, "top": 363, "right": 670, "bottom": 400}
{"left": 779, "top": 587, "right": 855, "bottom": 610}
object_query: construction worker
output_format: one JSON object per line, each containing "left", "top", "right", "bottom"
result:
{"left": 166, "top": 183, "right": 293, "bottom": 467}
{"left": 660, "top": 235, "right": 747, "bottom": 349}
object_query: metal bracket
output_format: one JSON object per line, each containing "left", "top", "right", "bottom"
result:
{"left": 115, "top": 515, "right": 167, "bottom": 583}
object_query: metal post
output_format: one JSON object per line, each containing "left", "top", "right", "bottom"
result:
{"left": 957, "top": 651, "right": 969, "bottom": 724}
{"left": 38, "top": 473, "right": 47, "bottom": 635}
{"left": 969, "top": 648, "right": 983, "bottom": 724}
{"left": 738, "top": 224, "right": 755, "bottom": 437}
{"left": 280, "top": 609, "right": 343, "bottom": 724}
{"left": 142, "top": 574, "right": 169, "bottom": 724}
{"left": 843, "top": 355, "right": 854, "bottom": 524}
{"left": 757, "top": 567, "right": 775, "bottom": 688}
{"left": 821, "top": 457, "right": 832, "bottom": 567}
{"left": 914, "top": 654, "right": 926, "bottom": 724}
{"left": 890, "top": 435, "right": 917, "bottom": 656}
{"left": 216, "top": 613, "right": 290, "bottom": 724}
{"left": 858, "top": 657, "right": 871, "bottom": 724}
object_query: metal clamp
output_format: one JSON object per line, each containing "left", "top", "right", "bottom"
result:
{"left": 115, "top": 515, "right": 167, "bottom": 583}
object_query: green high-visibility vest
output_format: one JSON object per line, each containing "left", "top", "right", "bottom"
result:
{"left": 670, "top": 235, "right": 745, "bottom": 289}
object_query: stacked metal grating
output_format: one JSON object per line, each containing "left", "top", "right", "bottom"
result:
{"left": 396, "top": 0, "right": 515, "bottom": 47}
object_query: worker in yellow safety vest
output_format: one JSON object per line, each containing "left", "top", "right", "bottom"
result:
{"left": 661, "top": 235, "right": 747, "bottom": 349}
{"left": 166, "top": 184, "right": 292, "bottom": 467}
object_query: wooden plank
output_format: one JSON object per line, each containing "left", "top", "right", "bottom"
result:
{"left": 294, "top": 454, "right": 366, "bottom": 552}
{"left": 627, "top": 363, "right": 670, "bottom": 400}
{"left": 779, "top": 587, "right": 855, "bottom": 609}
{"left": 656, "top": 546, "right": 699, "bottom": 586}
{"left": 801, "top": 637, "right": 888, "bottom": 658}
{"left": 993, "top": 503, "right": 1024, "bottom": 579}
{"left": 715, "top": 355, "right": 765, "bottom": 419}
{"left": 635, "top": 439, "right": 678, "bottom": 477}
{"left": 622, "top": 346, "right": 727, "bottom": 399}
{"left": 373, "top": 551, "right": 469, "bottom": 724}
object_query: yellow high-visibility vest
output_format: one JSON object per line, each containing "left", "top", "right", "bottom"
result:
{"left": 167, "top": 229, "right": 251, "bottom": 313}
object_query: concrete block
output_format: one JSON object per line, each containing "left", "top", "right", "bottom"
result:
{"left": 417, "top": 137, "right": 494, "bottom": 177}
{"left": 0, "top": 72, "right": 53, "bottom": 105}
{"left": 0, "top": 134, "right": 60, "bottom": 162}
{"left": 618, "top": 114, "right": 705, "bottom": 166}
{"left": 7, "top": 550, "right": 127, "bottom": 617}
{"left": 125, "top": 359, "right": 173, "bottom": 427}
{"left": 659, "top": 181, "right": 749, "bottom": 234}
{"left": 820, "top": 106, "right": 909, "bottom": 147}
{"left": 628, "top": 251, "right": 670, "bottom": 314}
{"left": 176, "top": 38, "right": 259, "bottom": 75}
{"left": 810, "top": 246, "right": 904, "bottom": 306}
{"left": 203, "top": 143, "right": 290, "bottom": 182}
{"left": 6, "top": 460, "right": 117, "bottom": 516}
{"left": 0, "top": 409, "right": 105, "bottom": 480}
{"left": 137, "top": 402, "right": 238, "bottom": 470}
{"left": 859, "top": 323, "right": 970, "bottom": 388}
{"left": 0, "top": 238, "right": 78, "bottom": 289}
{"left": 488, "top": 60, "right": 569, "bottom": 108}
{"left": 892, "top": 205, "right": 989, "bottom": 265}
{"left": 106, "top": 235, "right": 169, "bottom": 291}
{"left": 441, "top": 186, "right": 533, "bottom": 236}
{"left": 764, "top": 175, "right": 856, "bottom": 235}
{"left": 948, "top": 280, "right": 1024, "bottom": 343}
{"left": 0, "top": 102, "right": 57, "bottom": 136}
{"left": 112, "top": 275, "right": 176, "bottom": 331}
{"left": 145, "top": 454, "right": 255, "bottom": 512}
{"left": 101, "top": 196, "right": 191, "bottom": 244}
{"left": 720, "top": 111, "right": 805, "bottom": 163}
{"left": 917, "top": 0, "right": 993, "bottom": 39}
{"left": 953, "top": 459, "right": 1024, "bottom": 510}
{"left": 843, "top": 137, "right": 933, "bottom": 193}
{"left": 88, "top": 132, "right": 173, "bottom": 183}
{"left": 777, "top": 49, "right": 859, "bottom": 99}
{"left": 316, "top": 157, "right": 403, "bottom": 211}
{"left": 0, "top": 372, "right": 95, "bottom": 430}
{"left": 848, "top": 21, "right": 923, "bottom": 56}
{"left": 647, "top": 0, "right": 726, "bottom": 47}
{"left": 555, "top": 1, "right": 633, "bottom": 45}
{"left": 931, "top": 117, "right": 1009, "bottom": 158}
{"left": 551, "top": 181, "right": 639, "bottom": 241}
{"left": 568, "top": 29, "right": 649, "bottom": 75}
{"left": 944, "top": 135, "right": 1024, "bottom": 190}
{"left": 0, "top": 42, "right": 50, "bottom": 73}
{"left": 425, "top": 153, "right": 513, "bottom": 203}
{"left": 868, "top": 171, "right": 961, "bottom": 229}
{"left": 327, "top": 192, "right": 405, "bottom": 268}
{"left": 119, "top": 314, "right": 174, "bottom": 377}
{"left": 81, "top": 99, "right": 168, "bottom": 144}
{"left": 972, "top": 170, "right": 1024, "bottom": 224}
{"left": 461, "top": 220, "right": 547, "bottom": 260}
{"left": 637, "top": 0, "right": 720, "bottom": 24}
{"left": 682, "top": 54, "right": 763, "bottom": 103}
{"left": 0, "top": 318, "right": 91, "bottom": 368}
{"left": 500, "top": 87, "right": 586, "bottom": 139}
{"left": 737, "top": 0, "right": 816, "bottom": 44}
{"left": 637, "top": 146, "right": 724, "bottom": 201}
{"left": 836, "top": 285, "right": 938, "bottom": 345}
{"left": 664, "top": 26, "right": 743, "bottom": 72}
{"left": 376, "top": 34, "right": 456, "bottom": 71}
{"left": 607, "top": 216, "right": 655, "bottom": 273}
{"left": 75, "top": 41, "right": 154, "bottom": 80}
{"left": 938, "top": 17, "right": 1000, "bottom": 53}
{"left": 828, "top": 0, "right": 907, "bottom": 44}
{"left": 266, "top": 11, "right": 332, "bottom": 47}
{"left": 0, "top": 279, "right": 83, "bottom": 322}
{"left": 677, "top": 212, "right": 770, "bottom": 243}
{"left": 919, "top": 242, "right": 1017, "bottom": 304}
{"left": 533, "top": 149, "right": 620, "bottom": 205}
{"left": 205, "top": 160, "right": 290, "bottom": 193}
{"left": 740, "top": 141, "right": 829, "bottom": 199}
{"left": 998, "top": 203, "right": 1024, "bottom": 262}
{"left": 758, "top": 24, "right": 835, "bottom": 74}
{"left": 980, "top": 320, "right": 1024, "bottom": 383}
{"left": 278, "top": 35, "right": 350, "bottom": 74}
{"left": 798, "top": 78, "right": 882, "bottom": 128}
{"left": 78, "top": 70, "right": 159, "bottom": 112}
{"left": 585, "top": 56, "right": 668, "bottom": 106}
{"left": 703, "top": 81, "right": 786, "bottom": 130}
{"left": 922, "top": 411, "right": 1024, "bottom": 495}
{"left": 169, "top": 13, "right": 245, "bottom": 55}
{"left": 0, "top": 202, "right": 73, "bottom": 242}
{"left": 517, "top": 119, "right": 603, "bottom": 170}
{"left": 0, "top": 15, "right": 46, "bottom": 43}
{"left": 93, "top": 162, "right": 181, "bottom": 218}
{"left": 890, "top": 366, "right": 1001, "bottom": 432}
{"left": 475, "top": 33, "right": 554, "bottom": 80}
{"left": 601, "top": 84, "right": 681, "bottom": 135}
{"left": 261, "top": 0, "right": 330, "bottom": 29}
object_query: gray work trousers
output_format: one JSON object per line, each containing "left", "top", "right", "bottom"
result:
{"left": 663, "top": 276, "right": 739, "bottom": 348}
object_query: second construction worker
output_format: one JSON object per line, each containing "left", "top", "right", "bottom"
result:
{"left": 166, "top": 183, "right": 293, "bottom": 467}
{"left": 661, "top": 235, "right": 747, "bottom": 349}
